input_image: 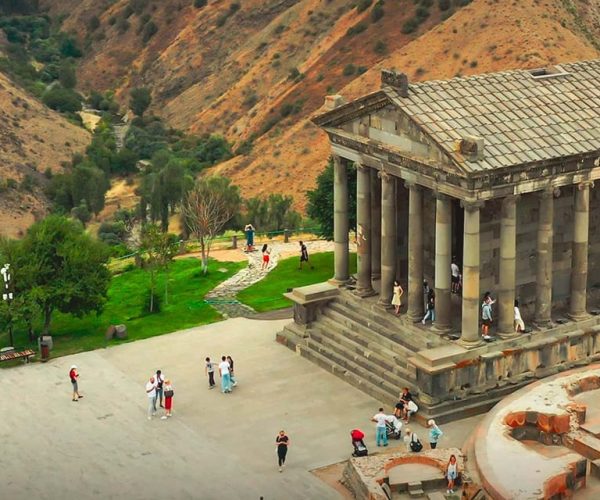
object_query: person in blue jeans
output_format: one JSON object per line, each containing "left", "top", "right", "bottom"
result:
{"left": 218, "top": 355, "right": 232, "bottom": 393}
{"left": 372, "top": 408, "right": 388, "bottom": 447}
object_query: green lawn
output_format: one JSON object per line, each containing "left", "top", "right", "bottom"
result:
{"left": 1, "top": 258, "right": 243, "bottom": 359}
{"left": 237, "top": 251, "right": 357, "bottom": 312}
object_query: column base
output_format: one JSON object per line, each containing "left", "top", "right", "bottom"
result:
{"left": 567, "top": 312, "right": 591, "bottom": 322}
{"left": 432, "top": 323, "right": 452, "bottom": 335}
{"left": 533, "top": 319, "right": 553, "bottom": 330}
{"left": 499, "top": 331, "right": 520, "bottom": 340}
{"left": 355, "top": 287, "right": 377, "bottom": 298}
{"left": 371, "top": 272, "right": 381, "bottom": 280}
{"left": 328, "top": 277, "right": 350, "bottom": 287}
{"left": 406, "top": 311, "right": 424, "bottom": 323}
{"left": 456, "top": 337, "right": 483, "bottom": 349}
{"left": 376, "top": 298, "right": 394, "bottom": 310}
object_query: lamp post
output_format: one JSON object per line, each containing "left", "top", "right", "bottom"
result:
{"left": 1, "top": 264, "right": 14, "bottom": 348}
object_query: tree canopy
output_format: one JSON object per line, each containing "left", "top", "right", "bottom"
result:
{"left": 130, "top": 87, "right": 152, "bottom": 117}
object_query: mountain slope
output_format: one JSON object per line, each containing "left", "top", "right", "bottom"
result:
{"left": 0, "top": 71, "right": 90, "bottom": 238}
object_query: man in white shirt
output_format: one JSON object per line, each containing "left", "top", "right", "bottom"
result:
{"left": 514, "top": 299, "right": 525, "bottom": 332}
{"left": 145, "top": 376, "right": 157, "bottom": 420}
{"left": 371, "top": 407, "right": 388, "bottom": 447}
{"left": 451, "top": 258, "right": 461, "bottom": 293}
{"left": 218, "top": 355, "right": 232, "bottom": 394}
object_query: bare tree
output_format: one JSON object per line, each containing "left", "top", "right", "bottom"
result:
{"left": 181, "top": 177, "right": 240, "bottom": 274}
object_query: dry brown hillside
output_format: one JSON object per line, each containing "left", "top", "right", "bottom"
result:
{"left": 0, "top": 71, "right": 90, "bottom": 238}
{"left": 37, "top": 0, "right": 600, "bottom": 211}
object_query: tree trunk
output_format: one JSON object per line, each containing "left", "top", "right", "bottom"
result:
{"left": 150, "top": 270, "right": 156, "bottom": 312}
{"left": 164, "top": 267, "right": 169, "bottom": 305}
{"left": 28, "top": 322, "right": 35, "bottom": 343}
{"left": 200, "top": 239, "right": 208, "bottom": 275}
{"left": 42, "top": 305, "right": 52, "bottom": 336}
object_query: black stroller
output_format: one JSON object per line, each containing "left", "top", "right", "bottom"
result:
{"left": 351, "top": 429, "right": 368, "bottom": 457}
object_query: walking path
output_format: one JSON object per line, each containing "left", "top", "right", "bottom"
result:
{"left": 205, "top": 240, "right": 344, "bottom": 318}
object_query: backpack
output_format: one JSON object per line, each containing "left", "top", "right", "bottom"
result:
{"left": 410, "top": 433, "right": 423, "bottom": 452}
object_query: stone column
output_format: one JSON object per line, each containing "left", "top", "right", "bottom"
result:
{"left": 356, "top": 164, "right": 375, "bottom": 296}
{"left": 371, "top": 169, "right": 381, "bottom": 280}
{"left": 433, "top": 193, "right": 452, "bottom": 332}
{"left": 378, "top": 172, "right": 397, "bottom": 307}
{"left": 534, "top": 189, "right": 554, "bottom": 327}
{"left": 569, "top": 182, "right": 592, "bottom": 320}
{"left": 332, "top": 156, "right": 349, "bottom": 284}
{"left": 498, "top": 195, "right": 518, "bottom": 337}
{"left": 460, "top": 201, "right": 482, "bottom": 347}
{"left": 406, "top": 183, "right": 424, "bottom": 321}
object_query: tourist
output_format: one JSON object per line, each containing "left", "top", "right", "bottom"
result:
{"left": 399, "top": 387, "right": 413, "bottom": 421}
{"left": 423, "top": 280, "right": 430, "bottom": 312}
{"left": 482, "top": 293, "right": 494, "bottom": 337}
{"left": 446, "top": 454, "right": 458, "bottom": 494}
{"left": 392, "top": 280, "right": 404, "bottom": 315}
{"left": 405, "top": 399, "right": 419, "bottom": 424}
{"left": 155, "top": 369, "right": 165, "bottom": 409}
{"left": 428, "top": 419, "right": 443, "bottom": 449}
{"left": 451, "top": 258, "right": 461, "bottom": 294}
{"left": 299, "top": 241, "right": 311, "bottom": 269}
{"left": 422, "top": 289, "right": 435, "bottom": 325}
{"left": 161, "top": 379, "right": 174, "bottom": 419}
{"left": 371, "top": 407, "right": 388, "bottom": 447}
{"left": 276, "top": 430, "right": 290, "bottom": 472}
{"left": 261, "top": 244, "right": 271, "bottom": 270}
{"left": 218, "top": 355, "right": 232, "bottom": 393}
{"left": 514, "top": 300, "right": 525, "bottom": 333}
{"left": 227, "top": 355, "right": 237, "bottom": 387}
{"left": 69, "top": 365, "right": 82, "bottom": 402}
{"left": 205, "top": 356, "right": 216, "bottom": 389}
{"left": 404, "top": 428, "right": 422, "bottom": 452}
{"left": 244, "top": 223, "right": 255, "bottom": 252}
{"left": 146, "top": 376, "right": 157, "bottom": 420}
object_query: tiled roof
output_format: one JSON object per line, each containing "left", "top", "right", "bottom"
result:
{"left": 383, "top": 59, "right": 600, "bottom": 172}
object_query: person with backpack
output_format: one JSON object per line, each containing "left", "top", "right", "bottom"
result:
{"left": 422, "top": 289, "right": 435, "bottom": 325}
{"left": 155, "top": 369, "right": 165, "bottom": 409}
{"left": 404, "top": 428, "right": 422, "bottom": 452}
{"left": 69, "top": 365, "right": 82, "bottom": 402}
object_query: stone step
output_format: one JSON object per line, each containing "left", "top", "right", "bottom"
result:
{"left": 408, "top": 481, "right": 425, "bottom": 497}
{"left": 317, "top": 314, "right": 416, "bottom": 374}
{"left": 322, "top": 305, "right": 420, "bottom": 357}
{"left": 573, "top": 432, "right": 600, "bottom": 460}
{"left": 337, "top": 292, "right": 445, "bottom": 348}
{"left": 309, "top": 326, "right": 416, "bottom": 387}
{"left": 328, "top": 299, "right": 434, "bottom": 352}
{"left": 295, "top": 342, "right": 398, "bottom": 407}
{"left": 304, "top": 338, "right": 401, "bottom": 401}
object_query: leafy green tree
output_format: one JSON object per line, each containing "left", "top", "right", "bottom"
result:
{"left": 19, "top": 215, "right": 110, "bottom": 335}
{"left": 306, "top": 159, "right": 357, "bottom": 240}
{"left": 129, "top": 87, "right": 152, "bottom": 117}
{"left": 71, "top": 162, "right": 109, "bottom": 215}
{"left": 71, "top": 200, "right": 91, "bottom": 226}
{"left": 42, "top": 86, "right": 82, "bottom": 113}
{"left": 58, "top": 36, "right": 82, "bottom": 58}
{"left": 58, "top": 60, "right": 77, "bottom": 89}
{"left": 245, "top": 194, "right": 301, "bottom": 232}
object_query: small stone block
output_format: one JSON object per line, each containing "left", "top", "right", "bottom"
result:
{"left": 591, "top": 459, "right": 600, "bottom": 479}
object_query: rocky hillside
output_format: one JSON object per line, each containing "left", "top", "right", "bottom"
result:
{"left": 0, "top": 71, "right": 90, "bottom": 238}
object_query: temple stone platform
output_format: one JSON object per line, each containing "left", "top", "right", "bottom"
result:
{"left": 469, "top": 364, "right": 600, "bottom": 499}
{"left": 277, "top": 284, "right": 600, "bottom": 423}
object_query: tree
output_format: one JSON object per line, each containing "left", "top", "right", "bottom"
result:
{"left": 42, "top": 86, "right": 82, "bottom": 113}
{"left": 245, "top": 194, "right": 301, "bottom": 233}
{"left": 19, "top": 215, "right": 110, "bottom": 335}
{"left": 130, "top": 87, "right": 152, "bottom": 117}
{"left": 58, "top": 60, "right": 77, "bottom": 89}
{"left": 181, "top": 177, "right": 241, "bottom": 274}
{"left": 306, "top": 159, "right": 357, "bottom": 240}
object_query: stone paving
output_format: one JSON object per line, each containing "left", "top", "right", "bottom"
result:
{"left": 0, "top": 317, "right": 481, "bottom": 500}
{"left": 205, "top": 240, "right": 349, "bottom": 318}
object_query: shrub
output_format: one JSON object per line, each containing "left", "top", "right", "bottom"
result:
{"left": 288, "top": 67, "right": 301, "bottom": 81}
{"left": 402, "top": 18, "right": 419, "bottom": 34}
{"left": 415, "top": 6, "right": 430, "bottom": 19}
{"left": 356, "top": 0, "right": 373, "bottom": 13}
{"left": 346, "top": 22, "right": 367, "bottom": 36}
{"left": 116, "top": 17, "right": 130, "bottom": 33}
{"left": 59, "top": 37, "right": 82, "bottom": 58}
{"left": 374, "top": 40, "right": 387, "bottom": 54}
{"left": 42, "top": 86, "right": 82, "bottom": 113}
{"left": 88, "top": 15, "right": 101, "bottom": 32}
{"left": 280, "top": 100, "right": 303, "bottom": 117}
{"left": 371, "top": 2, "right": 384, "bottom": 22}
{"left": 420, "top": 0, "right": 434, "bottom": 6}
{"left": 20, "top": 174, "right": 37, "bottom": 192}
{"left": 142, "top": 20, "right": 158, "bottom": 42}
{"left": 438, "top": 0, "right": 451, "bottom": 10}
{"left": 194, "top": 0, "right": 207, "bottom": 7}
{"left": 343, "top": 63, "right": 356, "bottom": 76}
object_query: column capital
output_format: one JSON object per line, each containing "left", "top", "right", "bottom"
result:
{"left": 331, "top": 154, "right": 342, "bottom": 167}
{"left": 434, "top": 191, "right": 451, "bottom": 202}
{"left": 405, "top": 181, "right": 421, "bottom": 191}
{"left": 460, "top": 199, "right": 484, "bottom": 211}
{"left": 356, "top": 162, "right": 370, "bottom": 172}
{"left": 502, "top": 194, "right": 520, "bottom": 205}
{"left": 537, "top": 187, "right": 557, "bottom": 199}
{"left": 378, "top": 170, "right": 394, "bottom": 182}
{"left": 577, "top": 180, "right": 594, "bottom": 191}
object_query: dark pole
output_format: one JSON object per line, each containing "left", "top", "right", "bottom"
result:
{"left": 2, "top": 264, "right": 14, "bottom": 347}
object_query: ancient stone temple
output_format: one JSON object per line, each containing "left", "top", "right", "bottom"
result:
{"left": 278, "top": 59, "right": 600, "bottom": 422}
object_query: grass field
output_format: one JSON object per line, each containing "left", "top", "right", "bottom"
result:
{"left": 1, "top": 258, "right": 243, "bottom": 359}
{"left": 237, "top": 251, "right": 357, "bottom": 312}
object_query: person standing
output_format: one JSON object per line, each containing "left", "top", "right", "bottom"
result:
{"left": 161, "top": 380, "right": 174, "bottom": 419}
{"left": 482, "top": 294, "right": 494, "bottom": 337}
{"left": 218, "top": 355, "right": 232, "bottom": 393}
{"left": 205, "top": 357, "right": 216, "bottom": 389}
{"left": 371, "top": 407, "right": 388, "bottom": 447}
{"left": 69, "top": 365, "right": 82, "bottom": 402}
{"left": 299, "top": 241, "right": 310, "bottom": 270}
{"left": 146, "top": 376, "right": 157, "bottom": 420}
{"left": 392, "top": 280, "right": 404, "bottom": 315}
{"left": 451, "top": 258, "right": 461, "bottom": 294}
{"left": 276, "top": 430, "right": 289, "bottom": 472}
{"left": 244, "top": 223, "right": 255, "bottom": 252}
{"left": 155, "top": 369, "right": 165, "bottom": 409}
{"left": 227, "top": 355, "right": 237, "bottom": 387}
{"left": 514, "top": 300, "right": 525, "bottom": 333}
{"left": 422, "top": 289, "right": 435, "bottom": 325}
{"left": 446, "top": 454, "right": 458, "bottom": 494}
{"left": 261, "top": 244, "right": 271, "bottom": 270}
{"left": 428, "top": 419, "right": 443, "bottom": 449}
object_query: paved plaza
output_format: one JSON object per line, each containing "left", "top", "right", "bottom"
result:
{"left": 0, "top": 318, "right": 480, "bottom": 500}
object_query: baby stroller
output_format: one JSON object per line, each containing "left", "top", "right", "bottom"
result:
{"left": 386, "top": 415, "right": 402, "bottom": 440}
{"left": 351, "top": 429, "right": 368, "bottom": 457}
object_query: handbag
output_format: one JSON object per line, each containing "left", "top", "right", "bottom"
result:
{"left": 410, "top": 434, "right": 423, "bottom": 452}
{"left": 164, "top": 390, "right": 174, "bottom": 398}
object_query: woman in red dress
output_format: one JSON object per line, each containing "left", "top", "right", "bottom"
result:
{"left": 261, "top": 244, "right": 271, "bottom": 270}
{"left": 161, "top": 380, "right": 174, "bottom": 419}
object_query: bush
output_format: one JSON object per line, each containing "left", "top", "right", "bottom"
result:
{"left": 374, "top": 40, "right": 387, "bottom": 54}
{"left": 346, "top": 22, "right": 367, "bottom": 36}
{"left": 371, "top": 2, "right": 384, "bottom": 22}
{"left": 420, "top": 0, "right": 434, "bottom": 6}
{"left": 116, "top": 18, "right": 130, "bottom": 33}
{"left": 193, "top": 0, "right": 207, "bottom": 7}
{"left": 343, "top": 63, "right": 356, "bottom": 76}
{"left": 402, "top": 18, "right": 419, "bottom": 34}
{"left": 42, "top": 86, "right": 82, "bottom": 113}
{"left": 356, "top": 0, "right": 373, "bottom": 13}
{"left": 438, "top": 0, "right": 451, "bottom": 10}
{"left": 59, "top": 37, "right": 82, "bottom": 58}
{"left": 20, "top": 174, "right": 37, "bottom": 192}
{"left": 415, "top": 6, "right": 430, "bottom": 19}
{"left": 87, "top": 15, "right": 100, "bottom": 32}
{"left": 280, "top": 100, "right": 303, "bottom": 117}
{"left": 141, "top": 21, "right": 158, "bottom": 42}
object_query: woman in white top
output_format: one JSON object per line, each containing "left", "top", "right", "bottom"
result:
{"left": 514, "top": 300, "right": 525, "bottom": 332}
{"left": 391, "top": 280, "right": 404, "bottom": 315}
{"left": 446, "top": 454, "right": 458, "bottom": 494}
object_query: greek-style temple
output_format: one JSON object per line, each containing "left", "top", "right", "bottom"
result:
{"left": 278, "top": 59, "right": 600, "bottom": 422}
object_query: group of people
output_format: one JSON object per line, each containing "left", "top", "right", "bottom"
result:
{"left": 145, "top": 370, "right": 174, "bottom": 420}
{"left": 205, "top": 355, "right": 237, "bottom": 393}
